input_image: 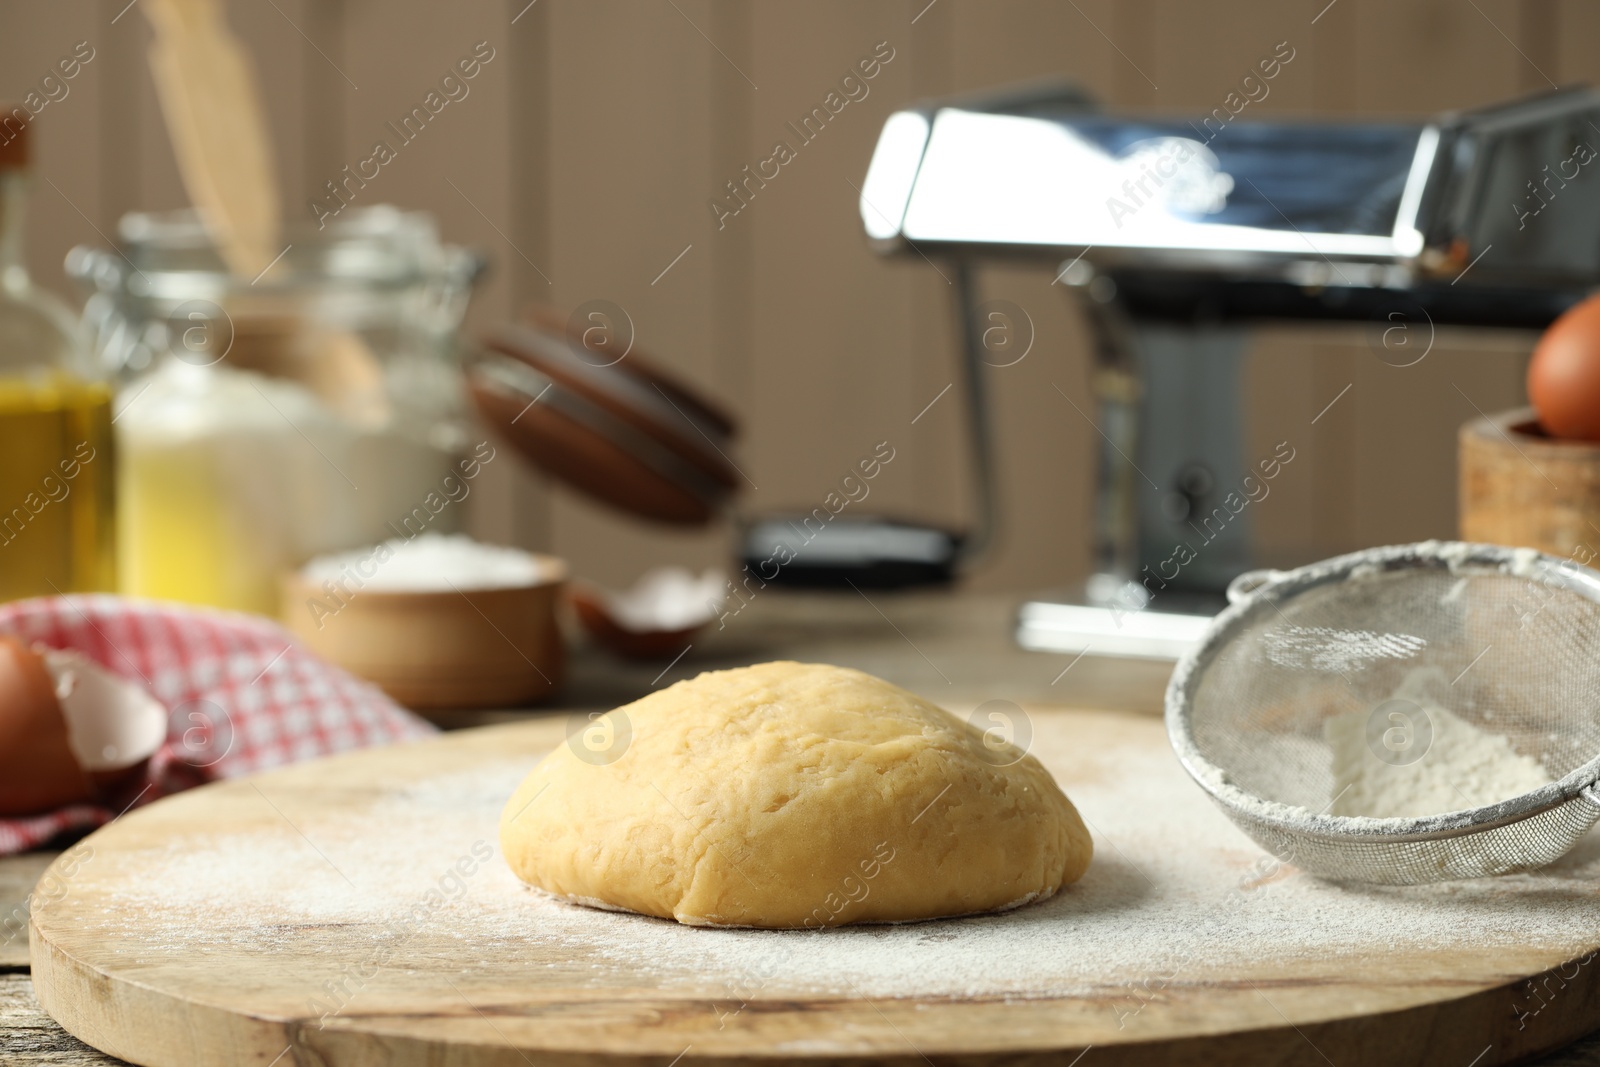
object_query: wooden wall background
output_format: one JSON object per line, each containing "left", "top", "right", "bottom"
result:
{"left": 1, "top": 0, "right": 1584, "bottom": 594}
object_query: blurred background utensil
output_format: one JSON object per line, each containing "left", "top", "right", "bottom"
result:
{"left": 861, "top": 83, "right": 1600, "bottom": 658}
{"left": 471, "top": 307, "right": 969, "bottom": 589}
{"left": 142, "top": 0, "right": 281, "bottom": 280}
{"left": 470, "top": 313, "right": 740, "bottom": 526}
{"left": 566, "top": 567, "right": 723, "bottom": 660}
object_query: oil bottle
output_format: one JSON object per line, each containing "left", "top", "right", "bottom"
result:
{"left": 0, "top": 113, "right": 114, "bottom": 601}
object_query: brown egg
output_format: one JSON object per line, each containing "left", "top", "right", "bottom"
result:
{"left": 1529, "top": 293, "right": 1600, "bottom": 441}
{"left": 0, "top": 637, "right": 93, "bottom": 816}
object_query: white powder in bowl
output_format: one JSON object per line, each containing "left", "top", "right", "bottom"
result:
{"left": 301, "top": 533, "right": 557, "bottom": 592}
{"left": 601, "top": 568, "right": 726, "bottom": 632}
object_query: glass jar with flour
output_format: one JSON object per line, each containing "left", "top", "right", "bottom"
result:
{"left": 67, "top": 206, "right": 484, "bottom": 616}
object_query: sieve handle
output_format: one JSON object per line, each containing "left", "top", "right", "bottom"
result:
{"left": 1226, "top": 568, "right": 1287, "bottom": 604}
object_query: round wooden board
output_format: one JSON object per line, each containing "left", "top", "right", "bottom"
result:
{"left": 28, "top": 708, "right": 1600, "bottom": 1067}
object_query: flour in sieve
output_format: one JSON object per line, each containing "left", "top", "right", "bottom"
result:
{"left": 1326, "top": 668, "right": 1554, "bottom": 818}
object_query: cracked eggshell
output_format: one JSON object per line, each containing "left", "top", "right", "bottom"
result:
{"left": 43, "top": 647, "right": 169, "bottom": 777}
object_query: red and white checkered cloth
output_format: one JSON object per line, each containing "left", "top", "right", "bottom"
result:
{"left": 0, "top": 595, "right": 436, "bottom": 854}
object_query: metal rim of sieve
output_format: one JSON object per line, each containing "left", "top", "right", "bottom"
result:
{"left": 1166, "top": 540, "right": 1600, "bottom": 847}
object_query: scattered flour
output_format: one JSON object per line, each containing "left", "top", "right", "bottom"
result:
{"left": 46, "top": 724, "right": 1600, "bottom": 1006}
{"left": 1509, "top": 546, "right": 1543, "bottom": 578}
{"left": 1326, "top": 670, "right": 1554, "bottom": 818}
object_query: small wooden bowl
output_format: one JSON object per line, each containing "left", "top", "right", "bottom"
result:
{"left": 566, "top": 583, "right": 705, "bottom": 660}
{"left": 281, "top": 562, "right": 566, "bottom": 711}
{"left": 1460, "top": 407, "right": 1600, "bottom": 557}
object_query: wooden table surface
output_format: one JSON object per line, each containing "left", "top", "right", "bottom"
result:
{"left": 5, "top": 589, "right": 1600, "bottom": 1065}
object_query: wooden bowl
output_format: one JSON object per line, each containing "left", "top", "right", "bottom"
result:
{"left": 1460, "top": 407, "right": 1600, "bottom": 557}
{"left": 281, "top": 562, "right": 566, "bottom": 711}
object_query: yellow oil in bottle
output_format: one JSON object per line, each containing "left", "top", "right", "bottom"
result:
{"left": 0, "top": 374, "right": 116, "bottom": 601}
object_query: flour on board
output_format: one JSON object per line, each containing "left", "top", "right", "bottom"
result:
{"left": 63, "top": 729, "right": 1600, "bottom": 1005}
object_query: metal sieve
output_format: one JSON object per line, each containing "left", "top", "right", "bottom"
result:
{"left": 1166, "top": 541, "right": 1600, "bottom": 885}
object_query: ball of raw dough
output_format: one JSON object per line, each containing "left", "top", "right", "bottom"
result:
{"left": 499, "top": 661, "right": 1092, "bottom": 928}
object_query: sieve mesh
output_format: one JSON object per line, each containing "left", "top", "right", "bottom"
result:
{"left": 1167, "top": 542, "right": 1600, "bottom": 885}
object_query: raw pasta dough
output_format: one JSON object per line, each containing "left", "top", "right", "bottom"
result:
{"left": 500, "top": 661, "right": 1092, "bottom": 928}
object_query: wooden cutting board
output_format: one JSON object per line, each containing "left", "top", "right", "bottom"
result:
{"left": 28, "top": 708, "right": 1600, "bottom": 1066}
